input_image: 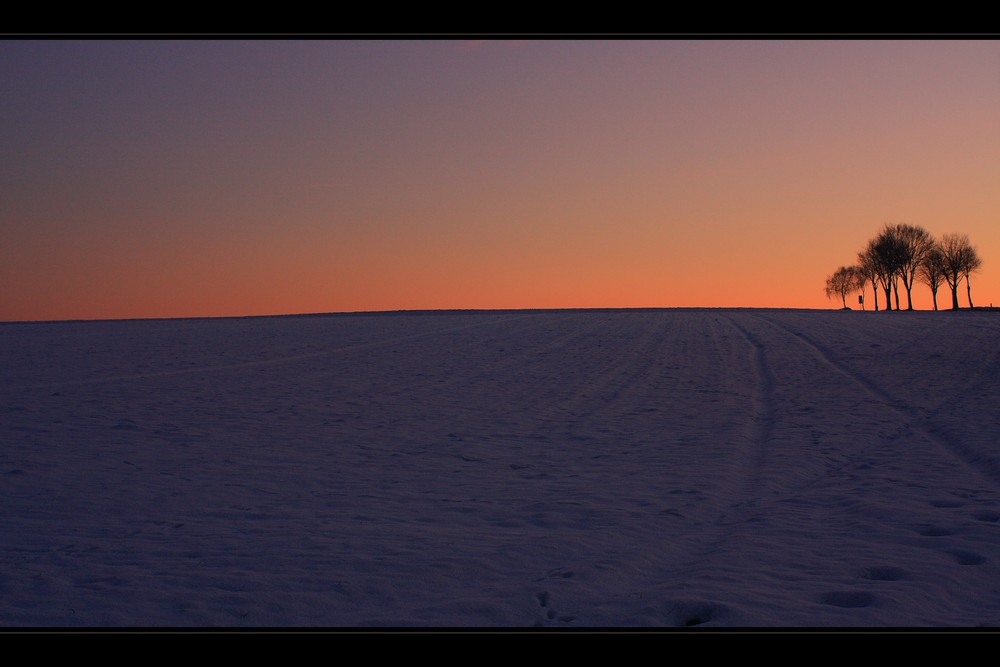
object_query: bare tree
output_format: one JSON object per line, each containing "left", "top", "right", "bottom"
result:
{"left": 939, "top": 233, "right": 980, "bottom": 310}
{"left": 918, "top": 245, "right": 946, "bottom": 311}
{"left": 960, "top": 242, "right": 983, "bottom": 308}
{"left": 867, "top": 229, "right": 906, "bottom": 311}
{"left": 825, "top": 265, "right": 863, "bottom": 309}
{"left": 888, "top": 223, "right": 935, "bottom": 310}
{"left": 853, "top": 229, "right": 982, "bottom": 312}
{"left": 856, "top": 249, "right": 880, "bottom": 311}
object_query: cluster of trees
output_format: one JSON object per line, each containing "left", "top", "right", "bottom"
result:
{"left": 825, "top": 223, "right": 983, "bottom": 311}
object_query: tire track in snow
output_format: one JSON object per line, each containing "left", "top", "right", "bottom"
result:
{"left": 750, "top": 312, "right": 1000, "bottom": 488}
{"left": 427, "top": 312, "right": 640, "bottom": 425}
{"left": 717, "top": 314, "right": 777, "bottom": 504}
{"left": 3, "top": 313, "right": 537, "bottom": 392}
{"left": 618, "top": 315, "right": 780, "bottom": 593}
{"left": 640, "top": 313, "right": 1000, "bottom": 626}
{"left": 599, "top": 313, "right": 788, "bottom": 626}
{"left": 519, "top": 312, "right": 773, "bottom": 627}
{"left": 530, "top": 313, "right": 669, "bottom": 426}
{"left": 493, "top": 312, "right": 677, "bottom": 478}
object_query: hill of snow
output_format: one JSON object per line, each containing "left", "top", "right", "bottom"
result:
{"left": 2, "top": 308, "right": 998, "bottom": 627}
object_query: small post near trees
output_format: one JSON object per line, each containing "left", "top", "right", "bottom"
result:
{"left": 825, "top": 266, "right": 863, "bottom": 309}
{"left": 856, "top": 249, "right": 880, "bottom": 311}
{"left": 838, "top": 227, "right": 983, "bottom": 312}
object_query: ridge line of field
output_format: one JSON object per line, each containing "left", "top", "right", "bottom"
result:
{"left": 1, "top": 313, "right": 536, "bottom": 392}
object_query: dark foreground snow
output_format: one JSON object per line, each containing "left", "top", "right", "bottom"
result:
{"left": 2, "top": 308, "right": 999, "bottom": 627}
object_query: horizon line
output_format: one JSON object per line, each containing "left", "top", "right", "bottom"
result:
{"left": 5, "top": 305, "right": 997, "bottom": 326}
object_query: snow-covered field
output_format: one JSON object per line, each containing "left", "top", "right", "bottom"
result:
{"left": 2, "top": 308, "right": 999, "bottom": 627}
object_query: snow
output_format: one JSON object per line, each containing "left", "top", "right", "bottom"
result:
{"left": 1, "top": 308, "right": 999, "bottom": 627}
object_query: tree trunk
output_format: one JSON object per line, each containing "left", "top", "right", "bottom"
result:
{"left": 966, "top": 276, "right": 974, "bottom": 308}
{"left": 931, "top": 288, "right": 938, "bottom": 311}
{"left": 883, "top": 287, "right": 893, "bottom": 311}
{"left": 893, "top": 280, "right": 901, "bottom": 310}
{"left": 951, "top": 285, "right": 960, "bottom": 310}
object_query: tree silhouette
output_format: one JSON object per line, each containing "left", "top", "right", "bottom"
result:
{"left": 846, "top": 227, "right": 983, "bottom": 312}
{"left": 865, "top": 231, "right": 905, "bottom": 311}
{"left": 918, "top": 245, "right": 946, "bottom": 311}
{"left": 939, "top": 233, "right": 980, "bottom": 310}
{"left": 825, "top": 265, "right": 863, "bottom": 309}
{"left": 960, "top": 242, "right": 983, "bottom": 308}
{"left": 888, "top": 223, "right": 935, "bottom": 310}
{"left": 856, "top": 248, "right": 880, "bottom": 311}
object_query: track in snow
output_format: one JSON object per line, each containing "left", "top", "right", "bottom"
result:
{"left": 751, "top": 312, "right": 1000, "bottom": 488}
{"left": 2, "top": 309, "right": 1000, "bottom": 627}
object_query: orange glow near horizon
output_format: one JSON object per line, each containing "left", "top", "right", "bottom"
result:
{"left": 2, "top": 40, "right": 998, "bottom": 322}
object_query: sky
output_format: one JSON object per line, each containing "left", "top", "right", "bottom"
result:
{"left": 2, "top": 39, "right": 998, "bottom": 321}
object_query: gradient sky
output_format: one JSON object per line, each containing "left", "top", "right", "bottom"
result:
{"left": 2, "top": 39, "right": 998, "bottom": 321}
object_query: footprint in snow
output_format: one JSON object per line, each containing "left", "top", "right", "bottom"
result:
{"left": 820, "top": 591, "right": 874, "bottom": 608}
{"left": 949, "top": 549, "right": 986, "bottom": 566}
{"left": 930, "top": 499, "right": 965, "bottom": 509}
{"left": 664, "top": 600, "right": 727, "bottom": 627}
{"left": 859, "top": 566, "right": 908, "bottom": 581}
{"left": 534, "top": 591, "right": 575, "bottom": 624}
